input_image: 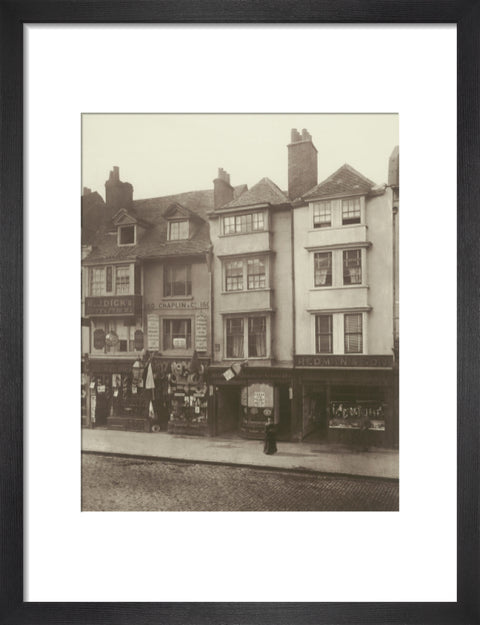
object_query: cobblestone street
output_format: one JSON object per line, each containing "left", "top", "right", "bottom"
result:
{"left": 82, "top": 453, "right": 398, "bottom": 511}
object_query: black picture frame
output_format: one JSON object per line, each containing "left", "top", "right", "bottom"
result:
{"left": 1, "top": 2, "right": 478, "bottom": 624}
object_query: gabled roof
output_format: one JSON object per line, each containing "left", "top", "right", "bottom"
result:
{"left": 112, "top": 208, "right": 152, "bottom": 229}
{"left": 221, "top": 177, "right": 290, "bottom": 209}
{"left": 164, "top": 202, "right": 205, "bottom": 223}
{"left": 83, "top": 189, "right": 214, "bottom": 265}
{"left": 303, "top": 164, "right": 375, "bottom": 200}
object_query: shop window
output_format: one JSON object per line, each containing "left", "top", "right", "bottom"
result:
{"left": 226, "top": 318, "right": 244, "bottom": 358}
{"left": 342, "top": 198, "right": 361, "bottom": 225}
{"left": 344, "top": 313, "right": 363, "bottom": 353}
{"left": 115, "top": 266, "right": 130, "bottom": 294}
{"left": 315, "top": 315, "right": 333, "bottom": 353}
{"left": 248, "top": 317, "right": 266, "bottom": 357}
{"left": 225, "top": 260, "right": 243, "bottom": 291}
{"left": 164, "top": 264, "right": 192, "bottom": 297}
{"left": 163, "top": 319, "right": 191, "bottom": 350}
{"left": 314, "top": 252, "right": 332, "bottom": 287}
{"left": 343, "top": 249, "right": 362, "bottom": 285}
{"left": 226, "top": 315, "right": 267, "bottom": 359}
{"left": 223, "top": 211, "right": 265, "bottom": 235}
{"left": 313, "top": 201, "right": 331, "bottom": 228}
{"left": 119, "top": 225, "right": 135, "bottom": 245}
{"left": 119, "top": 339, "right": 128, "bottom": 352}
{"left": 168, "top": 220, "right": 189, "bottom": 240}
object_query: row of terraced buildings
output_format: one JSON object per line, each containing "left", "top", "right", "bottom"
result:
{"left": 81, "top": 129, "right": 399, "bottom": 447}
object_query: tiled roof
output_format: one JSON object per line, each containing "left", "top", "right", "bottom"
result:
{"left": 303, "top": 164, "right": 375, "bottom": 200}
{"left": 83, "top": 189, "right": 214, "bottom": 264}
{"left": 221, "top": 177, "right": 290, "bottom": 209}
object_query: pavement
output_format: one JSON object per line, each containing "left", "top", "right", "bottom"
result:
{"left": 82, "top": 428, "right": 399, "bottom": 480}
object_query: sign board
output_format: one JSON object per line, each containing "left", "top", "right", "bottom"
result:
{"left": 253, "top": 391, "right": 266, "bottom": 407}
{"left": 85, "top": 295, "right": 142, "bottom": 316}
{"left": 223, "top": 368, "right": 235, "bottom": 381}
{"left": 134, "top": 329, "right": 144, "bottom": 351}
{"left": 147, "top": 314, "right": 160, "bottom": 351}
{"left": 295, "top": 354, "right": 394, "bottom": 368}
{"left": 195, "top": 315, "right": 208, "bottom": 352}
{"left": 173, "top": 337, "right": 187, "bottom": 349}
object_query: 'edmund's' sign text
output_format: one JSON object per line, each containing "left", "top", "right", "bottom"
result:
{"left": 295, "top": 355, "right": 394, "bottom": 368}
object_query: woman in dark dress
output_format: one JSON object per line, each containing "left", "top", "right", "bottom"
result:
{"left": 263, "top": 417, "right": 277, "bottom": 455}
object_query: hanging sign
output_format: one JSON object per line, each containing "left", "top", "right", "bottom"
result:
{"left": 134, "top": 329, "right": 144, "bottom": 351}
{"left": 93, "top": 329, "right": 105, "bottom": 350}
{"left": 147, "top": 314, "right": 160, "bottom": 350}
{"left": 105, "top": 331, "right": 119, "bottom": 347}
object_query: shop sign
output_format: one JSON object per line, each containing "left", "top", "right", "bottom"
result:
{"left": 134, "top": 329, "right": 144, "bottom": 351}
{"left": 93, "top": 329, "right": 105, "bottom": 350}
{"left": 146, "top": 300, "right": 209, "bottom": 311}
{"left": 295, "top": 355, "right": 394, "bottom": 368}
{"left": 195, "top": 314, "right": 208, "bottom": 352}
{"left": 253, "top": 391, "right": 266, "bottom": 407}
{"left": 147, "top": 314, "right": 160, "bottom": 350}
{"left": 173, "top": 338, "right": 186, "bottom": 349}
{"left": 85, "top": 295, "right": 141, "bottom": 316}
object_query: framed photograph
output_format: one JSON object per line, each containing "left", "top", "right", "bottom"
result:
{"left": 1, "top": 2, "right": 478, "bottom": 624}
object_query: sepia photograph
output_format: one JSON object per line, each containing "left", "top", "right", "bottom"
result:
{"left": 81, "top": 113, "right": 399, "bottom": 511}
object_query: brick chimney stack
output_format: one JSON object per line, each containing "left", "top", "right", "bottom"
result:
{"left": 287, "top": 128, "right": 318, "bottom": 200}
{"left": 213, "top": 168, "right": 234, "bottom": 209}
{"left": 105, "top": 166, "right": 133, "bottom": 215}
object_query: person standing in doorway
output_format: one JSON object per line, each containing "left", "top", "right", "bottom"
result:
{"left": 263, "top": 417, "right": 277, "bottom": 455}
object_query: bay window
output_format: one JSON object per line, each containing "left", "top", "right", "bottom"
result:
{"left": 226, "top": 315, "right": 268, "bottom": 359}
{"left": 224, "top": 256, "right": 268, "bottom": 291}
{"left": 222, "top": 211, "right": 265, "bottom": 235}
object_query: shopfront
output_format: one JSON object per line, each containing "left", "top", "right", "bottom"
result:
{"left": 294, "top": 355, "right": 397, "bottom": 447}
{"left": 207, "top": 366, "right": 294, "bottom": 440}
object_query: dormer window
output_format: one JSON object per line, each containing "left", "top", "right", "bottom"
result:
{"left": 119, "top": 225, "right": 135, "bottom": 245}
{"left": 168, "top": 220, "right": 189, "bottom": 240}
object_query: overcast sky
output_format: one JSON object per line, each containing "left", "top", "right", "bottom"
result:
{"left": 82, "top": 114, "right": 398, "bottom": 200}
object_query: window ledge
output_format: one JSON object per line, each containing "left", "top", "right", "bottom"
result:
{"left": 310, "top": 284, "right": 368, "bottom": 291}
{"left": 218, "top": 231, "right": 268, "bottom": 238}
{"left": 221, "top": 288, "right": 272, "bottom": 295}
{"left": 161, "top": 296, "right": 194, "bottom": 300}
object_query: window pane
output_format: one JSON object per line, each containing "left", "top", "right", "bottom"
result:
{"left": 225, "top": 260, "right": 244, "bottom": 291}
{"left": 248, "top": 316, "right": 266, "bottom": 357}
{"left": 344, "top": 314, "right": 362, "bottom": 353}
{"left": 343, "top": 249, "right": 362, "bottom": 285}
{"left": 315, "top": 314, "right": 333, "bottom": 353}
{"left": 223, "top": 216, "right": 235, "bottom": 234}
{"left": 120, "top": 226, "right": 135, "bottom": 244}
{"left": 313, "top": 202, "right": 331, "bottom": 228}
{"left": 247, "top": 257, "right": 266, "bottom": 289}
{"left": 164, "top": 264, "right": 191, "bottom": 296}
{"left": 226, "top": 318, "right": 244, "bottom": 358}
{"left": 90, "top": 268, "right": 105, "bottom": 295}
{"left": 314, "top": 252, "right": 332, "bottom": 287}
{"left": 116, "top": 266, "right": 130, "bottom": 294}
{"left": 169, "top": 220, "right": 189, "bottom": 240}
{"left": 342, "top": 198, "right": 361, "bottom": 225}
{"left": 163, "top": 319, "right": 191, "bottom": 349}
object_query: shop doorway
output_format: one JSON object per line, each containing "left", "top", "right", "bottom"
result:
{"left": 302, "top": 388, "right": 328, "bottom": 441}
{"left": 277, "top": 385, "right": 292, "bottom": 440}
{"left": 215, "top": 387, "right": 241, "bottom": 436}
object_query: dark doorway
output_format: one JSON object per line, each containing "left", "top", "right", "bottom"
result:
{"left": 215, "top": 387, "right": 241, "bottom": 435}
{"left": 277, "top": 385, "right": 292, "bottom": 440}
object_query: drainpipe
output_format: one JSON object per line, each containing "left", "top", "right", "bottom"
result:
{"left": 290, "top": 203, "right": 297, "bottom": 440}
